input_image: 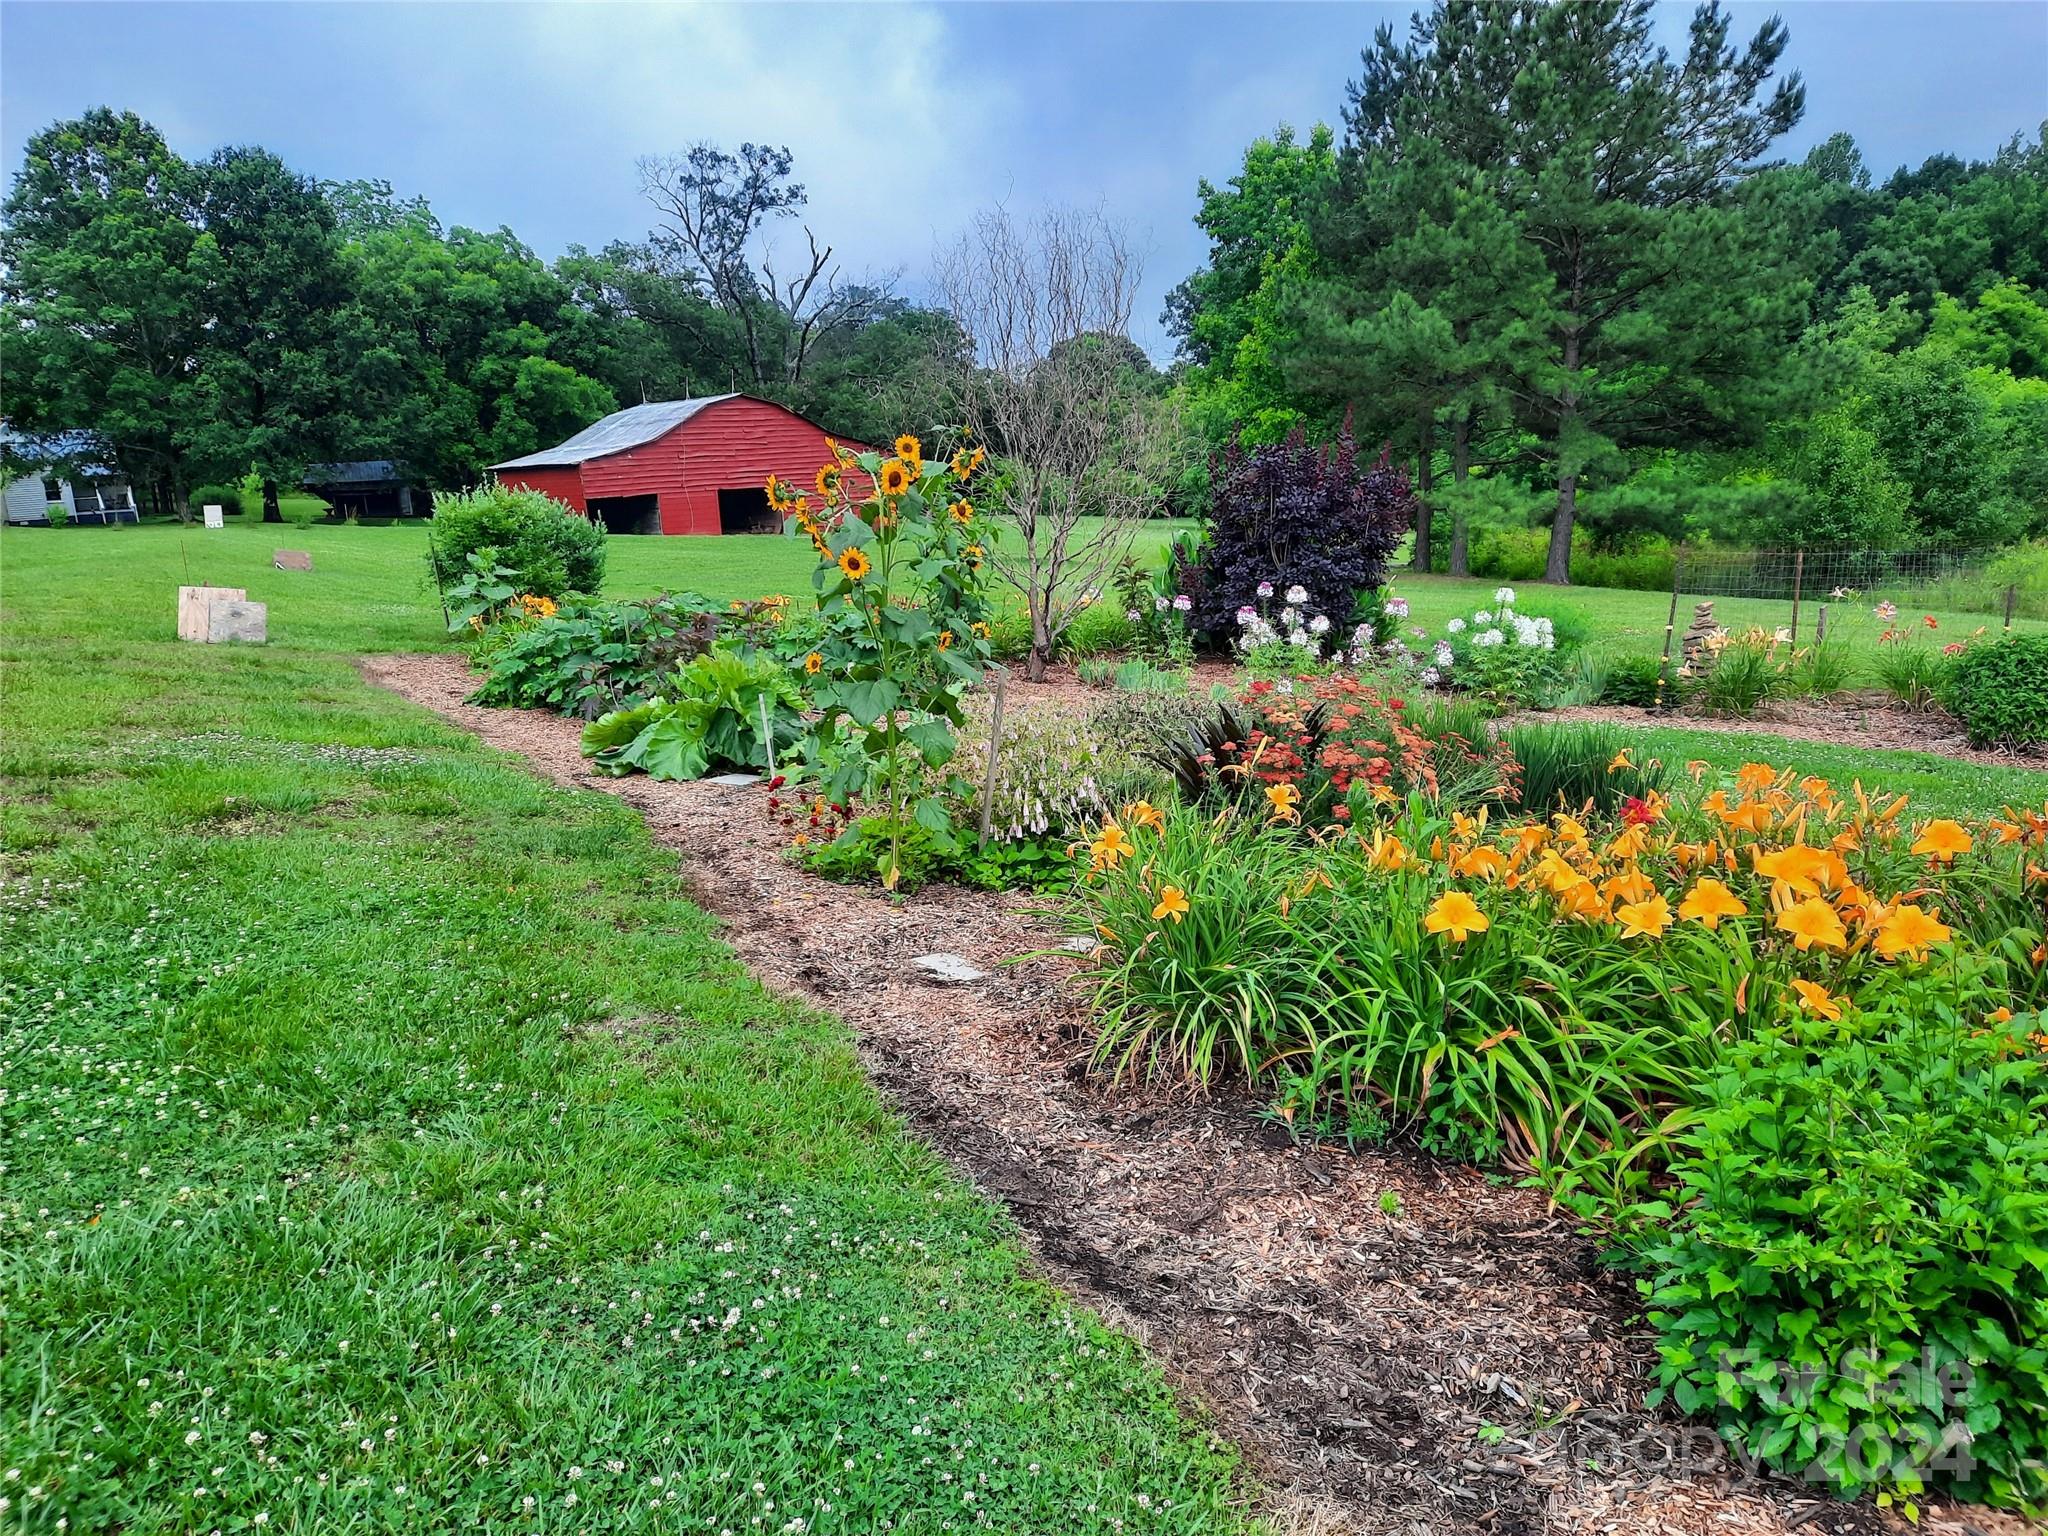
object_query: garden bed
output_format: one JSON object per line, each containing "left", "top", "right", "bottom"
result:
{"left": 360, "top": 651, "right": 2028, "bottom": 1536}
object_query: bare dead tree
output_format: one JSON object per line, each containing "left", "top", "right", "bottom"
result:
{"left": 637, "top": 142, "right": 894, "bottom": 391}
{"left": 937, "top": 206, "right": 1163, "bottom": 681}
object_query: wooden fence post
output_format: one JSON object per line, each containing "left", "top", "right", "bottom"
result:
{"left": 1789, "top": 549, "right": 1804, "bottom": 644}
{"left": 2006, "top": 584, "right": 2018, "bottom": 631}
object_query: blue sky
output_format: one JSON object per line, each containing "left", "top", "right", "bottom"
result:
{"left": 3, "top": 1, "right": 2044, "bottom": 358}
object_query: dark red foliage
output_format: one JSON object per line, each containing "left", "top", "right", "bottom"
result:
{"left": 1189, "top": 410, "right": 1415, "bottom": 642}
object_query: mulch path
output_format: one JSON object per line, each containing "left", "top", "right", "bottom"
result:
{"left": 360, "top": 652, "right": 2028, "bottom": 1536}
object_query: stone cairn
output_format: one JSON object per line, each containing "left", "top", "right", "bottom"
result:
{"left": 1678, "top": 601, "right": 1718, "bottom": 676}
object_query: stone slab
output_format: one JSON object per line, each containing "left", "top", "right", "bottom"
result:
{"left": 200, "top": 599, "right": 267, "bottom": 644}
{"left": 273, "top": 550, "right": 313, "bottom": 571}
{"left": 912, "top": 953, "right": 987, "bottom": 985}
{"left": 705, "top": 772, "right": 763, "bottom": 787}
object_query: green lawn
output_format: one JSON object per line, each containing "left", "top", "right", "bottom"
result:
{"left": 0, "top": 526, "right": 1251, "bottom": 1531}
{"left": 7, "top": 518, "right": 2044, "bottom": 820}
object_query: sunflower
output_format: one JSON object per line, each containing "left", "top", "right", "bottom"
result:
{"left": 894, "top": 433, "right": 922, "bottom": 466}
{"left": 804, "top": 651, "right": 823, "bottom": 675}
{"left": 947, "top": 499, "right": 974, "bottom": 525}
{"left": 765, "top": 473, "right": 791, "bottom": 510}
{"left": 963, "top": 543, "right": 985, "bottom": 568}
{"left": 838, "top": 547, "right": 872, "bottom": 581}
{"left": 879, "top": 459, "right": 913, "bottom": 498}
{"left": 938, "top": 630, "right": 954, "bottom": 650}
{"left": 815, "top": 463, "right": 842, "bottom": 498}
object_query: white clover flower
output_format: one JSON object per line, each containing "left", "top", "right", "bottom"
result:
{"left": 1446, "top": 617, "right": 1466, "bottom": 634}
{"left": 1308, "top": 614, "right": 1331, "bottom": 635}
{"left": 1256, "top": 580, "right": 1275, "bottom": 599}
{"left": 1285, "top": 584, "right": 1309, "bottom": 605}
{"left": 1494, "top": 586, "right": 1516, "bottom": 605}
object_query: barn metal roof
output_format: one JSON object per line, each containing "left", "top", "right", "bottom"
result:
{"left": 489, "top": 396, "right": 738, "bottom": 470}
{"left": 303, "top": 460, "right": 408, "bottom": 487}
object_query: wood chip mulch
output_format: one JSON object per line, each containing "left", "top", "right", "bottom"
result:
{"left": 358, "top": 652, "right": 2030, "bottom": 1536}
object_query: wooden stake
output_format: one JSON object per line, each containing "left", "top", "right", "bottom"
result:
{"left": 1655, "top": 552, "right": 1682, "bottom": 713}
{"left": 977, "top": 666, "right": 1008, "bottom": 844}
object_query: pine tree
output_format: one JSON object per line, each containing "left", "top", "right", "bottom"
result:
{"left": 1326, "top": 0, "right": 1817, "bottom": 583}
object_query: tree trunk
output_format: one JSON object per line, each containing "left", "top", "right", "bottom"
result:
{"left": 1027, "top": 594, "right": 1051, "bottom": 683}
{"left": 1545, "top": 469, "right": 1576, "bottom": 585}
{"left": 1410, "top": 410, "right": 1434, "bottom": 573}
{"left": 262, "top": 479, "right": 282, "bottom": 523}
{"left": 1449, "top": 407, "right": 1472, "bottom": 578}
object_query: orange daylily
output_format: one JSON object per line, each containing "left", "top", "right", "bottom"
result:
{"left": 1615, "top": 894, "right": 1674, "bottom": 940}
{"left": 1678, "top": 877, "right": 1747, "bottom": 930}
{"left": 1265, "top": 783, "right": 1301, "bottom": 823}
{"left": 1873, "top": 903, "right": 1952, "bottom": 961}
{"left": 1777, "top": 897, "right": 1848, "bottom": 952}
{"left": 1152, "top": 886, "right": 1190, "bottom": 923}
{"left": 1790, "top": 978, "right": 1843, "bottom": 1020}
{"left": 1123, "top": 800, "right": 1164, "bottom": 831}
{"left": 1089, "top": 821, "right": 1133, "bottom": 869}
{"left": 1424, "top": 891, "right": 1489, "bottom": 942}
{"left": 1910, "top": 819, "right": 1973, "bottom": 864}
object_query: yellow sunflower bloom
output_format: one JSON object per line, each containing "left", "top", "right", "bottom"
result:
{"left": 878, "top": 459, "right": 912, "bottom": 498}
{"left": 815, "top": 463, "right": 842, "bottom": 497}
{"left": 948, "top": 499, "right": 974, "bottom": 525}
{"left": 804, "top": 651, "right": 823, "bottom": 675}
{"left": 837, "top": 547, "right": 872, "bottom": 581}
{"left": 894, "top": 433, "right": 922, "bottom": 466}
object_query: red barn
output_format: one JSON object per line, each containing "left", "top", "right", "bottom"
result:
{"left": 489, "top": 394, "right": 875, "bottom": 535}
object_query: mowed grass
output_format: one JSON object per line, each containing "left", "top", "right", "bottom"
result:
{"left": 0, "top": 530, "right": 1252, "bottom": 1532}
{"left": 7, "top": 518, "right": 2045, "bottom": 818}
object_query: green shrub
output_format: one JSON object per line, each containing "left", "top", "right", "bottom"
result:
{"left": 1787, "top": 637, "right": 1854, "bottom": 699}
{"left": 581, "top": 648, "right": 806, "bottom": 781}
{"left": 429, "top": 485, "right": 605, "bottom": 600}
{"left": 1942, "top": 634, "right": 2048, "bottom": 748}
{"left": 188, "top": 483, "right": 247, "bottom": 519}
{"left": 1599, "top": 654, "right": 1672, "bottom": 708}
{"left": 803, "top": 815, "right": 950, "bottom": 892}
{"left": 1635, "top": 1003, "right": 2048, "bottom": 1511}
{"left": 1502, "top": 722, "right": 1668, "bottom": 816}
{"left": 471, "top": 594, "right": 718, "bottom": 715}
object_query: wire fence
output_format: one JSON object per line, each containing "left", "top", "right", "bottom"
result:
{"left": 1653, "top": 546, "right": 2043, "bottom": 702}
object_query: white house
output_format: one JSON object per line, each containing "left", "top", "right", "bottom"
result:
{"left": 1, "top": 430, "right": 139, "bottom": 525}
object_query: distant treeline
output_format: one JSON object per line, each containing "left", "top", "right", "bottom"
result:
{"left": 1163, "top": 0, "right": 2048, "bottom": 576}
